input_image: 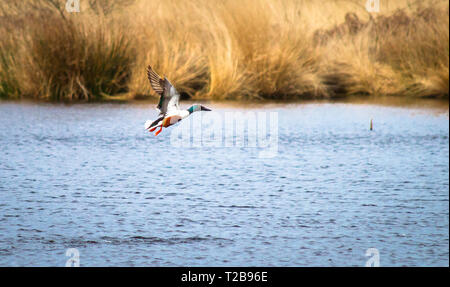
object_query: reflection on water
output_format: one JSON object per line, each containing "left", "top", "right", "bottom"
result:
{"left": 0, "top": 102, "right": 448, "bottom": 266}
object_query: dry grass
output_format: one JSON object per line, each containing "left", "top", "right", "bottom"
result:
{"left": 0, "top": 31, "right": 20, "bottom": 98}
{"left": 0, "top": 0, "right": 448, "bottom": 101}
{"left": 0, "top": 0, "right": 133, "bottom": 100}
{"left": 376, "top": 6, "right": 450, "bottom": 97}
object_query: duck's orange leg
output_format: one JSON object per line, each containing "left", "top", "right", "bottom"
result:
{"left": 149, "top": 126, "right": 157, "bottom": 132}
{"left": 154, "top": 126, "right": 163, "bottom": 136}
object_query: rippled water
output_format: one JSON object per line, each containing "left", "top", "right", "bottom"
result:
{"left": 0, "top": 102, "right": 448, "bottom": 266}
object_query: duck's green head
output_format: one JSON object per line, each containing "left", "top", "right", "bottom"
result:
{"left": 187, "top": 104, "right": 212, "bottom": 114}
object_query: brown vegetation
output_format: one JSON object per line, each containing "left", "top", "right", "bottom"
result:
{"left": 0, "top": 0, "right": 448, "bottom": 101}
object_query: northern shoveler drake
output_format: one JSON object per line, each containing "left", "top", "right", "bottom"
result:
{"left": 144, "top": 65, "right": 211, "bottom": 136}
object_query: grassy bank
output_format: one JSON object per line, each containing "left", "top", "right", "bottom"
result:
{"left": 0, "top": 0, "right": 448, "bottom": 101}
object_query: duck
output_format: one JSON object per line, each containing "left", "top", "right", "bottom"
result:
{"left": 144, "top": 65, "right": 211, "bottom": 136}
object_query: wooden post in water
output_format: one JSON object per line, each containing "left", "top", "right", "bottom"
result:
{"left": 370, "top": 119, "right": 373, "bottom": 131}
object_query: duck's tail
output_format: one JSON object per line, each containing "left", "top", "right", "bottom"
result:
{"left": 144, "top": 120, "right": 153, "bottom": 130}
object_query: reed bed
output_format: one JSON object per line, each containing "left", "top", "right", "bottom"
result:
{"left": 0, "top": 0, "right": 448, "bottom": 101}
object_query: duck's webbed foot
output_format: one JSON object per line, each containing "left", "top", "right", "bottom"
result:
{"left": 154, "top": 126, "right": 163, "bottom": 136}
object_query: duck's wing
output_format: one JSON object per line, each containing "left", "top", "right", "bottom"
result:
{"left": 147, "top": 65, "right": 180, "bottom": 115}
{"left": 165, "top": 82, "right": 180, "bottom": 115}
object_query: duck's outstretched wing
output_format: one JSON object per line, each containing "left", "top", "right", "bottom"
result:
{"left": 147, "top": 65, "right": 180, "bottom": 115}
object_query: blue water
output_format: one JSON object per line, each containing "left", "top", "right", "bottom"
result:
{"left": 0, "top": 102, "right": 448, "bottom": 266}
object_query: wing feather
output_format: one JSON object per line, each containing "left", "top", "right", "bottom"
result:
{"left": 146, "top": 65, "right": 180, "bottom": 115}
{"left": 147, "top": 65, "right": 165, "bottom": 95}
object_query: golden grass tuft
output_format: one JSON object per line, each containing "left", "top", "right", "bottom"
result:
{"left": 26, "top": 15, "right": 133, "bottom": 100}
{"left": 0, "top": 31, "right": 21, "bottom": 98}
{"left": 376, "top": 7, "right": 450, "bottom": 97}
{"left": 1, "top": 0, "right": 134, "bottom": 100}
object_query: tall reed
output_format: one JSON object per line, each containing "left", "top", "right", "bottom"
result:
{"left": 27, "top": 15, "right": 133, "bottom": 100}
{"left": 1, "top": 0, "right": 134, "bottom": 100}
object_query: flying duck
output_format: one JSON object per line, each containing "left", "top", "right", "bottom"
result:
{"left": 144, "top": 65, "right": 211, "bottom": 136}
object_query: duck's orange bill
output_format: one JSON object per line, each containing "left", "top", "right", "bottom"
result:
{"left": 155, "top": 126, "right": 163, "bottom": 136}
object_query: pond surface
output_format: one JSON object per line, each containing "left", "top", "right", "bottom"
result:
{"left": 0, "top": 102, "right": 448, "bottom": 266}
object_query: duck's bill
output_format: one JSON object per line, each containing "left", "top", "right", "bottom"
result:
{"left": 201, "top": 106, "right": 212, "bottom": 111}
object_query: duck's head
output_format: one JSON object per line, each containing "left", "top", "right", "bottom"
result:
{"left": 187, "top": 104, "right": 212, "bottom": 114}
